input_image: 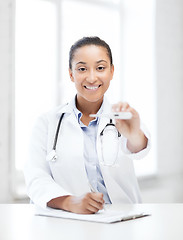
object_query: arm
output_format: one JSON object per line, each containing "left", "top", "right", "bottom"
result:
{"left": 47, "top": 193, "right": 104, "bottom": 214}
{"left": 24, "top": 114, "right": 72, "bottom": 208}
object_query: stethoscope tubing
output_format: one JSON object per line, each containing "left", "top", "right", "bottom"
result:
{"left": 53, "top": 112, "right": 65, "bottom": 151}
{"left": 48, "top": 112, "right": 120, "bottom": 164}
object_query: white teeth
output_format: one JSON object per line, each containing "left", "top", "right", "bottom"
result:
{"left": 85, "top": 86, "right": 99, "bottom": 90}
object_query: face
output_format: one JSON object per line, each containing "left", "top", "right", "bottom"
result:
{"left": 69, "top": 45, "right": 114, "bottom": 105}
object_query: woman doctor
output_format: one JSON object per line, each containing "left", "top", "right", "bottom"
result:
{"left": 24, "top": 36, "right": 150, "bottom": 214}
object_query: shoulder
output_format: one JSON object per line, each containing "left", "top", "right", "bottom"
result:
{"left": 47, "top": 103, "right": 69, "bottom": 117}
{"left": 33, "top": 103, "right": 69, "bottom": 129}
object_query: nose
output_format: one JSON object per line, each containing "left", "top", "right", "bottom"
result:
{"left": 86, "top": 69, "right": 97, "bottom": 83}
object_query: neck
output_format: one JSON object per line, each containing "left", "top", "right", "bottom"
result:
{"left": 76, "top": 95, "right": 103, "bottom": 115}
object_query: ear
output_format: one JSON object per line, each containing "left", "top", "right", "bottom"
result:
{"left": 69, "top": 68, "right": 74, "bottom": 82}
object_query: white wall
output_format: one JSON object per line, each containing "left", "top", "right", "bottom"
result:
{"left": 156, "top": 0, "right": 183, "bottom": 176}
{"left": 0, "top": 0, "right": 183, "bottom": 203}
{"left": 0, "top": 0, "right": 14, "bottom": 202}
{"left": 140, "top": 0, "right": 183, "bottom": 203}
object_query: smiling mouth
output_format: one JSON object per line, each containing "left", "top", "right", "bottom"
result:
{"left": 84, "top": 85, "right": 101, "bottom": 90}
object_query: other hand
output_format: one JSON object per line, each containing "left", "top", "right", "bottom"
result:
{"left": 67, "top": 192, "right": 104, "bottom": 214}
{"left": 48, "top": 192, "right": 105, "bottom": 214}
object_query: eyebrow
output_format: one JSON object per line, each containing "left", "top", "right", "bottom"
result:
{"left": 76, "top": 61, "right": 86, "bottom": 65}
{"left": 96, "top": 60, "right": 108, "bottom": 64}
{"left": 76, "top": 60, "right": 108, "bottom": 65}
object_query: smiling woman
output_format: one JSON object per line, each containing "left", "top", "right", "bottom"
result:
{"left": 14, "top": 0, "right": 156, "bottom": 203}
{"left": 24, "top": 36, "right": 150, "bottom": 214}
{"left": 69, "top": 39, "right": 114, "bottom": 125}
{"left": 69, "top": 43, "right": 114, "bottom": 108}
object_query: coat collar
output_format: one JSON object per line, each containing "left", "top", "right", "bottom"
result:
{"left": 56, "top": 95, "right": 113, "bottom": 136}
{"left": 56, "top": 95, "right": 112, "bottom": 117}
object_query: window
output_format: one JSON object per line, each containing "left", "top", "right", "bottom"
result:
{"left": 14, "top": 0, "right": 58, "bottom": 196}
{"left": 122, "top": 0, "right": 156, "bottom": 177}
{"left": 14, "top": 0, "right": 156, "bottom": 197}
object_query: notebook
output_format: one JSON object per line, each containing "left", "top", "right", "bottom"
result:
{"left": 35, "top": 205, "right": 150, "bottom": 224}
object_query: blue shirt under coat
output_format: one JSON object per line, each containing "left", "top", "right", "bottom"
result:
{"left": 71, "top": 98, "right": 111, "bottom": 204}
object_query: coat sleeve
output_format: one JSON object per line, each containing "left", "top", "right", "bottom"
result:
{"left": 24, "top": 114, "right": 71, "bottom": 209}
{"left": 120, "top": 121, "right": 151, "bottom": 160}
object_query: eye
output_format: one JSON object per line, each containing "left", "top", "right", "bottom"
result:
{"left": 78, "top": 67, "right": 87, "bottom": 72}
{"left": 97, "top": 66, "right": 105, "bottom": 71}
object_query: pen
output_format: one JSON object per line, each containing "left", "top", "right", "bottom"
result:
{"left": 88, "top": 182, "right": 96, "bottom": 193}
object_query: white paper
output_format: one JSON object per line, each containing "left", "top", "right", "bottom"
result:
{"left": 35, "top": 206, "right": 149, "bottom": 223}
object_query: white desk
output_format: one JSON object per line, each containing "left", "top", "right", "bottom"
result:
{"left": 1, "top": 204, "right": 183, "bottom": 240}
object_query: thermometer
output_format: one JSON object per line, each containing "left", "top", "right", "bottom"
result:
{"left": 89, "top": 112, "right": 132, "bottom": 120}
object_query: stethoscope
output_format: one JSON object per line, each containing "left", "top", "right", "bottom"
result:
{"left": 46, "top": 113, "right": 121, "bottom": 165}
{"left": 46, "top": 113, "right": 65, "bottom": 162}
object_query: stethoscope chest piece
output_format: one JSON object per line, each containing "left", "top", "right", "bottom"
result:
{"left": 100, "top": 121, "right": 120, "bottom": 166}
{"left": 46, "top": 149, "right": 57, "bottom": 162}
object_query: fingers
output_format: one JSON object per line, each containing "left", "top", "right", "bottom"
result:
{"left": 68, "top": 192, "right": 105, "bottom": 214}
{"left": 79, "top": 193, "right": 104, "bottom": 214}
{"left": 84, "top": 193, "right": 104, "bottom": 213}
{"left": 112, "top": 102, "right": 139, "bottom": 118}
{"left": 112, "top": 102, "right": 130, "bottom": 112}
{"left": 90, "top": 192, "right": 104, "bottom": 204}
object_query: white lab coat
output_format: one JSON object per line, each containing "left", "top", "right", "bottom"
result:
{"left": 24, "top": 97, "right": 150, "bottom": 209}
